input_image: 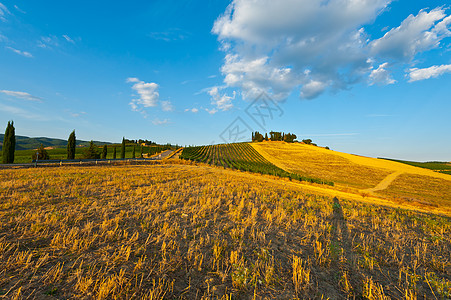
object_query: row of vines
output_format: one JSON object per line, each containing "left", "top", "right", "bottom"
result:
{"left": 180, "top": 143, "right": 333, "bottom": 185}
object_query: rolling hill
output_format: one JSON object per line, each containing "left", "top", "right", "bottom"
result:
{"left": 0, "top": 134, "right": 111, "bottom": 150}
{"left": 251, "top": 141, "right": 451, "bottom": 213}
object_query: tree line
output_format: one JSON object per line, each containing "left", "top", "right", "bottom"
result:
{"left": 1, "top": 121, "right": 174, "bottom": 163}
{"left": 251, "top": 131, "right": 324, "bottom": 147}
{"left": 251, "top": 131, "right": 297, "bottom": 143}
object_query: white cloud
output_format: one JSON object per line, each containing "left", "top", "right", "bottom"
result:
{"left": 369, "top": 62, "right": 396, "bottom": 85}
{"left": 62, "top": 34, "right": 75, "bottom": 44}
{"left": 126, "top": 77, "right": 140, "bottom": 83}
{"left": 212, "top": 1, "right": 451, "bottom": 100}
{"left": 0, "top": 90, "right": 42, "bottom": 101}
{"left": 185, "top": 108, "right": 199, "bottom": 113}
{"left": 126, "top": 77, "right": 160, "bottom": 111}
{"left": 0, "top": 2, "right": 10, "bottom": 22}
{"left": 300, "top": 80, "right": 328, "bottom": 99}
{"left": 14, "top": 5, "right": 25, "bottom": 14}
{"left": 205, "top": 108, "right": 218, "bottom": 115}
{"left": 408, "top": 64, "right": 451, "bottom": 82}
{"left": 161, "top": 100, "right": 174, "bottom": 111}
{"left": 370, "top": 8, "right": 451, "bottom": 60}
{"left": 207, "top": 86, "right": 235, "bottom": 111}
{"left": 37, "top": 35, "right": 60, "bottom": 49}
{"left": 6, "top": 46, "right": 33, "bottom": 58}
{"left": 148, "top": 28, "right": 190, "bottom": 42}
{"left": 152, "top": 118, "right": 170, "bottom": 125}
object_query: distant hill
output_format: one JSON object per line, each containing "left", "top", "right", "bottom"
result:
{"left": 0, "top": 134, "right": 112, "bottom": 150}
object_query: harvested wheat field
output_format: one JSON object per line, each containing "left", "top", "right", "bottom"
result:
{"left": 251, "top": 142, "right": 451, "bottom": 211}
{"left": 0, "top": 161, "right": 450, "bottom": 299}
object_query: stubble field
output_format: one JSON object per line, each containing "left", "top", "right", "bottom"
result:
{"left": 0, "top": 161, "right": 450, "bottom": 299}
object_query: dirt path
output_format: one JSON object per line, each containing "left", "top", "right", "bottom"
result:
{"left": 363, "top": 171, "right": 403, "bottom": 193}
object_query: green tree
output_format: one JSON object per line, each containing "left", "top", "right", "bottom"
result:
{"left": 284, "top": 133, "right": 297, "bottom": 143}
{"left": 140, "top": 145, "right": 143, "bottom": 158}
{"left": 32, "top": 144, "right": 49, "bottom": 161}
{"left": 132, "top": 146, "right": 136, "bottom": 158}
{"left": 67, "top": 130, "right": 76, "bottom": 159}
{"left": 302, "top": 139, "right": 312, "bottom": 145}
{"left": 102, "top": 145, "right": 108, "bottom": 159}
{"left": 82, "top": 141, "right": 100, "bottom": 159}
{"left": 2, "top": 121, "right": 15, "bottom": 164}
{"left": 121, "top": 137, "right": 126, "bottom": 159}
{"left": 113, "top": 147, "right": 117, "bottom": 159}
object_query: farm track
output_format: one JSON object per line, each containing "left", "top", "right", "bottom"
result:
{"left": 363, "top": 171, "right": 404, "bottom": 193}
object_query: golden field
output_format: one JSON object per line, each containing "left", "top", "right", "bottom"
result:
{"left": 0, "top": 161, "right": 450, "bottom": 299}
{"left": 251, "top": 142, "right": 451, "bottom": 212}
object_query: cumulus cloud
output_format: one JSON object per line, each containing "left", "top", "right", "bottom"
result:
{"left": 369, "top": 62, "right": 396, "bottom": 85}
{"left": 300, "top": 80, "right": 328, "bottom": 99}
{"left": 0, "top": 90, "right": 42, "bottom": 101}
{"left": 126, "top": 77, "right": 160, "bottom": 111}
{"left": 212, "top": 1, "right": 451, "bottom": 101}
{"left": 370, "top": 8, "right": 451, "bottom": 61}
{"left": 6, "top": 46, "right": 32, "bottom": 58}
{"left": 207, "top": 86, "right": 235, "bottom": 111}
{"left": 408, "top": 64, "right": 451, "bottom": 82}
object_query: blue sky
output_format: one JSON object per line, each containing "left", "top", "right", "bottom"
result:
{"left": 0, "top": 0, "right": 450, "bottom": 161}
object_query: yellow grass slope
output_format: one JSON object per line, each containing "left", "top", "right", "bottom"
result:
{"left": 251, "top": 141, "right": 451, "bottom": 212}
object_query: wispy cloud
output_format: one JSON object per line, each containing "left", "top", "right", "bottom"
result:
{"left": 62, "top": 34, "right": 75, "bottom": 44}
{"left": 37, "top": 35, "right": 59, "bottom": 49}
{"left": 0, "top": 2, "right": 10, "bottom": 22}
{"left": 205, "top": 108, "right": 218, "bottom": 115}
{"left": 0, "top": 103, "right": 46, "bottom": 120}
{"left": 161, "top": 100, "right": 174, "bottom": 112}
{"left": 408, "top": 64, "right": 451, "bottom": 82}
{"left": 148, "top": 28, "right": 190, "bottom": 42}
{"left": 14, "top": 5, "right": 25, "bottom": 14}
{"left": 152, "top": 118, "right": 170, "bottom": 125}
{"left": 0, "top": 90, "right": 42, "bottom": 101}
{"left": 5, "top": 46, "right": 33, "bottom": 58}
{"left": 185, "top": 108, "right": 199, "bottom": 113}
{"left": 301, "top": 133, "right": 359, "bottom": 137}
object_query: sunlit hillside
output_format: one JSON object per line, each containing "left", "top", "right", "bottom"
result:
{"left": 251, "top": 142, "right": 451, "bottom": 212}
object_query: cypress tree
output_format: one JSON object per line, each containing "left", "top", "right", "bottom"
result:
{"left": 121, "top": 137, "right": 126, "bottom": 159}
{"left": 67, "top": 130, "right": 76, "bottom": 159}
{"left": 132, "top": 146, "right": 136, "bottom": 158}
{"left": 102, "top": 145, "right": 108, "bottom": 159}
{"left": 113, "top": 147, "right": 117, "bottom": 159}
{"left": 2, "top": 121, "right": 15, "bottom": 164}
